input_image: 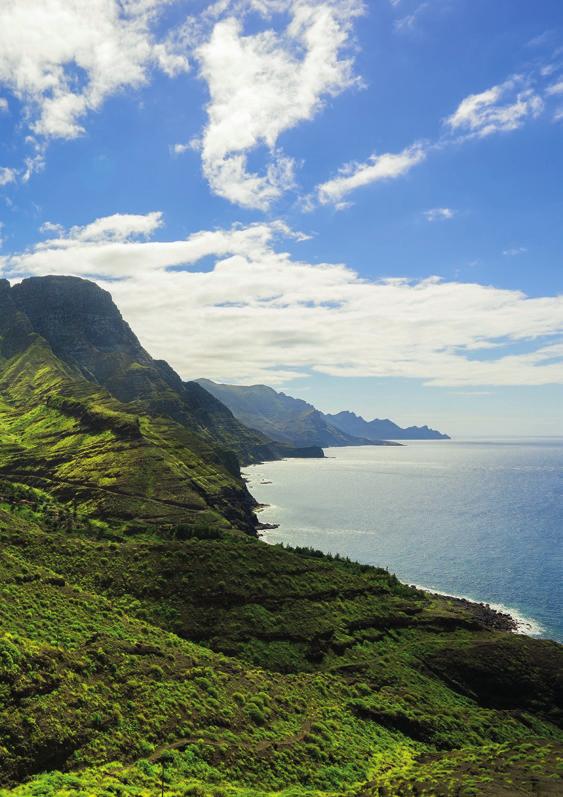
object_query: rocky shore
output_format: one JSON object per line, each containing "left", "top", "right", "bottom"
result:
{"left": 434, "top": 592, "right": 520, "bottom": 632}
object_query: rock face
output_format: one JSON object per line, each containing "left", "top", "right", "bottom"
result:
{"left": 196, "top": 379, "right": 393, "bottom": 448}
{"left": 0, "top": 279, "right": 34, "bottom": 359}
{"left": 325, "top": 410, "right": 450, "bottom": 441}
{"left": 12, "top": 276, "right": 145, "bottom": 388}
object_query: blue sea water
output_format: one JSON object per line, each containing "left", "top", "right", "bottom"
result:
{"left": 244, "top": 439, "right": 563, "bottom": 643}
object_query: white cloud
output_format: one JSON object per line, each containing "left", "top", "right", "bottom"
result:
{"left": 0, "top": 0, "right": 188, "bottom": 141}
{"left": 503, "top": 246, "right": 527, "bottom": 257}
{"left": 316, "top": 144, "right": 426, "bottom": 207}
{"left": 38, "top": 212, "right": 164, "bottom": 245}
{"left": 446, "top": 78, "right": 543, "bottom": 138}
{"left": 0, "top": 98, "right": 8, "bottom": 113}
{"left": 196, "top": 1, "right": 364, "bottom": 209}
{"left": 311, "top": 65, "right": 557, "bottom": 213}
{"left": 173, "top": 138, "right": 200, "bottom": 155}
{"left": 423, "top": 207, "right": 456, "bottom": 222}
{"left": 3, "top": 216, "right": 562, "bottom": 388}
{"left": 546, "top": 80, "right": 563, "bottom": 96}
{"left": 70, "top": 211, "right": 164, "bottom": 242}
{"left": 0, "top": 167, "right": 17, "bottom": 187}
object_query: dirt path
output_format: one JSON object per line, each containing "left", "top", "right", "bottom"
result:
{"left": 148, "top": 717, "right": 315, "bottom": 763}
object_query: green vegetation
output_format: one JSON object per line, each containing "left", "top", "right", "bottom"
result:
{"left": 0, "top": 277, "right": 560, "bottom": 796}
{"left": 0, "top": 493, "right": 560, "bottom": 796}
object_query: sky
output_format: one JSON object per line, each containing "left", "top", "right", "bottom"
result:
{"left": 0, "top": 0, "right": 562, "bottom": 436}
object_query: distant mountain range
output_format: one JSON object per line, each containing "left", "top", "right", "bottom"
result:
{"left": 196, "top": 380, "right": 449, "bottom": 448}
{"left": 325, "top": 411, "right": 450, "bottom": 441}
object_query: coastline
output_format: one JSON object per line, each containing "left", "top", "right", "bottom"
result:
{"left": 254, "top": 503, "right": 544, "bottom": 638}
{"left": 413, "top": 584, "right": 545, "bottom": 637}
{"left": 244, "top": 445, "right": 554, "bottom": 642}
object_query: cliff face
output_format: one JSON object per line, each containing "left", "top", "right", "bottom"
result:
{"left": 0, "top": 279, "right": 35, "bottom": 360}
{"left": 12, "top": 276, "right": 147, "bottom": 386}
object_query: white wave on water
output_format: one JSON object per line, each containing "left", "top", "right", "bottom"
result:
{"left": 412, "top": 583, "right": 545, "bottom": 637}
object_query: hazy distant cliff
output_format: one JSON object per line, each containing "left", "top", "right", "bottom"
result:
{"left": 325, "top": 410, "right": 450, "bottom": 441}
{"left": 196, "top": 379, "right": 398, "bottom": 448}
{"left": 197, "top": 379, "right": 448, "bottom": 446}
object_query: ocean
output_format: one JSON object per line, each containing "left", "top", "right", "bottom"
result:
{"left": 244, "top": 438, "right": 563, "bottom": 643}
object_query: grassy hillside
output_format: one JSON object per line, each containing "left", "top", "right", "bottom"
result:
{"left": 0, "top": 492, "right": 560, "bottom": 796}
{"left": 0, "top": 318, "right": 257, "bottom": 531}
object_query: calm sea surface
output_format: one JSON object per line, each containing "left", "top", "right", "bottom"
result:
{"left": 244, "top": 439, "right": 563, "bottom": 642}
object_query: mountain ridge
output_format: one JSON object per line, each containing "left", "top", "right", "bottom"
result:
{"left": 196, "top": 378, "right": 448, "bottom": 447}
{"left": 325, "top": 409, "right": 450, "bottom": 441}
{"left": 196, "top": 379, "right": 379, "bottom": 448}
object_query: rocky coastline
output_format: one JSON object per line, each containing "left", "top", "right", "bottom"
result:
{"left": 428, "top": 591, "right": 520, "bottom": 633}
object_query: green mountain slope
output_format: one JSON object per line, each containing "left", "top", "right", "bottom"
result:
{"left": 0, "top": 496, "right": 560, "bottom": 796}
{"left": 0, "top": 280, "right": 259, "bottom": 531}
{"left": 196, "top": 379, "right": 394, "bottom": 448}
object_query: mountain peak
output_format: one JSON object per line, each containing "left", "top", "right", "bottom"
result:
{"left": 12, "top": 276, "right": 144, "bottom": 370}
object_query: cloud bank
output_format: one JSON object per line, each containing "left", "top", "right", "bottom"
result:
{"left": 3, "top": 213, "right": 562, "bottom": 388}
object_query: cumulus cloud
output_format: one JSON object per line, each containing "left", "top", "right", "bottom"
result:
{"left": 423, "top": 207, "right": 456, "bottom": 222}
{"left": 0, "top": 167, "right": 17, "bottom": 187}
{"left": 316, "top": 144, "right": 426, "bottom": 208}
{"left": 503, "top": 246, "right": 527, "bottom": 257}
{"left": 196, "top": 1, "right": 364, "bottom": 209}
{"left": 0, "top": 0, "right": 188, "bottom": 141}
{"left": 3, "top": 214, "right": 562, "bottom": 388}
{"left": 445, "top": 78, "right": 543, "bottom": 138}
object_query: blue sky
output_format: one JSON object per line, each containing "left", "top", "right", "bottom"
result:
{"left": 0, "top": 0, "right": 562, "bottom": 436}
